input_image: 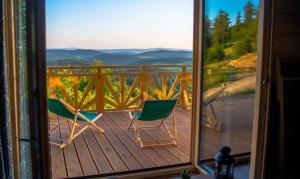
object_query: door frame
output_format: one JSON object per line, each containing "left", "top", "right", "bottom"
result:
{"left": 14, "top": 0, "right": 272, "bottom": 178}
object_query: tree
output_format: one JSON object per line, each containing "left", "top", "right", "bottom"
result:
{"left": 204, "top": 15, "right": 212, "bottom": 48}
{"left": 244, "top": 1, "right": 257, "bottom": 25}
{"left": 205, "top": 46, "right": 225, "bottom": 63}
{"left": 233, "top": 38, "right": 253, "bottom": 57}
{"left": 213, "top": 10, "right": 231, "bottom": 45}
{"left": 236, "top": 11, "right": 242, "bottom": 28}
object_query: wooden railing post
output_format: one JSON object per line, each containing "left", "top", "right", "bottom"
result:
{"left": 96, "top": 66, "right": 104, "bottom": 112}
{"left": 48, "top": 69, "right": 56, "bottom": 98}
{"left": 140, "top": 67, "right": 148, "bottom": 99}
{"left": 162, "top": 73, "right": 168, "bottom": 99}
{"left": 120, "top": 73, "right": 126, "bottom": 109}
{"left": 180, "top": 66, "right": 189, "bottom": 108}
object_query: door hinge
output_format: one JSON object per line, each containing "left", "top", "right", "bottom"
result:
{"left": 262, "top": 75, "right": 269, "bottom": 85}
{"left": 19, "top": 137, "right": 37, "bottom": 144}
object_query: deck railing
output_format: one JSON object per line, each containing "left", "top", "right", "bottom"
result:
{"left": 47, "top": 65, "right": 192, "bottom": 112}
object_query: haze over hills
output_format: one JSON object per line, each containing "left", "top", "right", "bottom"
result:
{"left": 46, "top": 48, "right": 192, "bottom": 66}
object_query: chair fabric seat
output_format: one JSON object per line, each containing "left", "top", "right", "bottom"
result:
{"left": 79, "top": 111, "right": 99, "bottom": 121}
{"left": 48, "top": 98, "right": 99, "bottom": 121}
{"left": 131, "top": 111, "right": 142, "bottom": 120}
{"left": 132, "top": 100, "right": 177, "bottom": 121}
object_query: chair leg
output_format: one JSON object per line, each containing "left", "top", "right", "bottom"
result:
{"left": 162, "top": 121, "right": 176, "bottom": 145}
{"left": 157, "top": 120, "right": 164, "bottom": 129}
{"left": 49, "top": 119, "right": 67, "bottom": 132}
{"left": 69, "top": 115, "right": 79, "bottom": 144}
{"left": 134, "top": 121, "right": 143, "bottom": 148}
{"left": 172, "top": 111, "right": 177, "bottom": 139}
{"left": 128, "top": 111, "right": 134, "bottom": 130}
{"left": 90, "top": 122, "right": 104, "bottom": 133}
{"left": 209, "top": 104, "right": 222, "bottom": 131}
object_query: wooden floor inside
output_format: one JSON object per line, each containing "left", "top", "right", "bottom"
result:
{"left": 49, "top": 95, "right": 254, "bottom": 178}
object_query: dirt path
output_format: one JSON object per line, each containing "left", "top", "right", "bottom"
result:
{"left": 224, "top": 75, "right": 256, "bottom": 95}
{"left": 204, "top": 74, "right": 256, "bottom": 99}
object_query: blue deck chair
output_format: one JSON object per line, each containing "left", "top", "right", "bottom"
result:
{"left": 48, "top": 98, "right": 104, "bottom": 149}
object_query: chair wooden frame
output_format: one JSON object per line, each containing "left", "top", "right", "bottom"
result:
{"left": 128, "top": 93, "right": 177, "bottom": 149}
{"left": 49, "top": 99, "right": 104, "bottom": 149}
{"left": 202, "top": 84, "right": 226, "bottom": 131}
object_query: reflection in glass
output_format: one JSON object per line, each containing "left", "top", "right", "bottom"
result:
{"left": 200, "top": 0, "right": 259, "bottom": 160}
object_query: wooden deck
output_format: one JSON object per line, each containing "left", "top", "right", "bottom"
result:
{"left": 49, "top": 95, "right": 254, "bottom": 178}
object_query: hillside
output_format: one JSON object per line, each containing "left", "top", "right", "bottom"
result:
{"left": 227, "top": 53, "right": 257, "bottom": 69}
{"left": 46, "top": 48, "right": 193, "bottom": 66}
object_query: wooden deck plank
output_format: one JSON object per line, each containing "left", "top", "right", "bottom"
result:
{"left": 70, "top": 122, "right": 98, "bottom": 175}
{"left": 97, "top": 116, "right": 143, "bottom": 170}
{"left": 110, "top": 112, "right": 170, "bottom": 166}
{"left": 82, "top": 129, "right": 114, "bottom": 174}
{"left": 90, "top": 125, "right": 128, "bottom": 172}
{"left": 59, "top": 118, "right": 83, "bottom": 177}
{"left": 140, "top": 130, "right": 183, "bottom": 165}
{"left": 113, "top": 112, "right": 183, "bottom": 165}
{"left": 145, "top": 128, "right": 190, "bottom": 163}
{"left": 103, "top": 113, "right": 157, "bottom": 169}
{"left": 49, "top": 117, "right": 67, "bottom": 179}
{"left": 50, "top": 95, "right": 254, "bottom": 178}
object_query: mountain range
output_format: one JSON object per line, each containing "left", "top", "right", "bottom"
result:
{"left": 47, "top": 48, "right": 192, "bottom": 66}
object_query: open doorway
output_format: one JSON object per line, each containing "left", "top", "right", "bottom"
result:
{"left": 46, "top": 0, "right": 194, "bottom": 178}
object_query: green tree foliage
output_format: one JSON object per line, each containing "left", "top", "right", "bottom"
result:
{"left": 244, "top": 1, "right": 257, "bottom": 25}
{"left": 236, "top": 11, "right": 242, "bottom": 27}
{"left": 213, "top": 10, "right": 231, "bottom": 45}
{"left": 204, "top": 15, "right": 212, "bottom": 48}
{"left": 205, "top": 46, "right": 225, "bottom": 63}
{"left": 204, "top": 1, "right": 258, "bottom": 63}
{"left": 202, "top": 1, "right": 259, "bottom": 90}
{"left": 233, "top": 38, "right": 253, "bottom": 57}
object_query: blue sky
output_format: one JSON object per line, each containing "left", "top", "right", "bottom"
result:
{"left": 46, "top": 0, "right": 259, "bottom": 49}
{"left": 206, "top": 0, "right": 259, "bottom": 24}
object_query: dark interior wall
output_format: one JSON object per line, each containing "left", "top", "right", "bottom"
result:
{"left": 266, "top": 0, "right": 300, "bottom": 178}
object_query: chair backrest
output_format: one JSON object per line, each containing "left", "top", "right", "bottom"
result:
{"left": 48, "top": 98, "right": 75, "bottom": 120}
{"left": 138, "top": 100, "right": 177, "bottom": 121}
{"left": 204, "top": 86, "right": 225, "bottom": 106}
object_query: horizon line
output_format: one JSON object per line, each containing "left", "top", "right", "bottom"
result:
{"left": 46, "top": 47, "right": 193, "bottom": 50}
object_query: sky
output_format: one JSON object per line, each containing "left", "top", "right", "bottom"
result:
{"left": 46, "top": 0, "right": 259, "bottom": 49}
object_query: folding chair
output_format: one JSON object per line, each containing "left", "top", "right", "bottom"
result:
{"left": 48, "top": 98, "right": 104, "bottom": 149}
{"left": 202, "top": 84, "right": 226, "bottom": 131}
{"left": 128, "top": 94, "right": 178, "bottom": 149}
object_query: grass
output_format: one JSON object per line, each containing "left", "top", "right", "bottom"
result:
{"left": 203, "top": 53, "right": 257, "bottom": 91}
{"left": 231, "top": 88, "right": 256, "bottom": 96}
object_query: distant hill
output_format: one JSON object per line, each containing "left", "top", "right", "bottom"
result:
{"left": 46, "top": 48, "right": 192, "bottom": 66}
{"left": 47, "top": 49, "right": 104, "bottom": 61}
{"left": 138, "top": 50, "right": 192, "bottom": 59}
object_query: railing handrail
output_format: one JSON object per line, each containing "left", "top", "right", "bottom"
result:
{"left": 47, "top": 64, "right": 192, "bottom": 70}
{"left": 47, "top": 64, "right": 193, "bottom": 112}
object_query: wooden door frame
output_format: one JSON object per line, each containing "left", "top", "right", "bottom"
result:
{"left": 249, "top": 0, "right": 274, "bottom": 178}
{"left": 32, "top": 0, "right": 200, "bottom": 178}
{"left": 27, "top": 0, "right": 273, "bottom": 178}
{"left": 26, "top": 0, "right": 50, "bottom": 178}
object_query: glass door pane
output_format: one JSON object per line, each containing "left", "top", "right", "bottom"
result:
{"left": 200, "top": 0, "right": 259, "bottom": 161}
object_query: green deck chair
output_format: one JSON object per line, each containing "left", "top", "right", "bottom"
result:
{"left": 48, "top": 98, "right": 104, "bottom": 149}
{"left": 128, "top": 98, "right": 178, "bottom": 148}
